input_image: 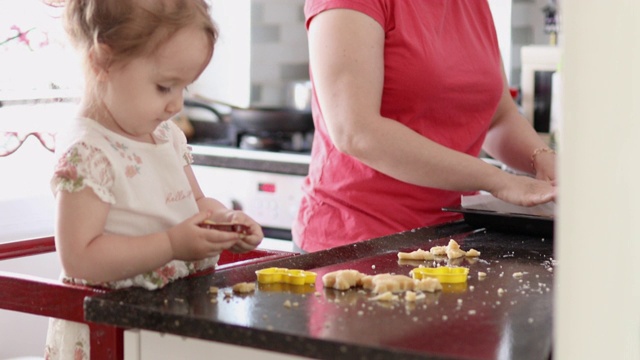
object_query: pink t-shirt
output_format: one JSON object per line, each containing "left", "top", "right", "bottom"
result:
{"left": 294, "top": 0, "right": 504, "bottom": 251}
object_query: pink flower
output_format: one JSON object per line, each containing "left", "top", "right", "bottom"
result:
{"left": 159, "top": 265, "right": 176, "bottom": 279}
{"left": 125, "top": 165, "right": 138, "bottom": 178}
{"left": 55, "top": 158, "right": 78, "bottom": 180}
{"left": 10, "top": 25, "right": 31, "bottom": 47}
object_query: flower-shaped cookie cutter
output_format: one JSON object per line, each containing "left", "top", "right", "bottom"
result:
{"left": 255, "top": 267, "right": 317, "bottom": 286}
{"left": 410, "top": 266, "right": 469, "bottom": 284}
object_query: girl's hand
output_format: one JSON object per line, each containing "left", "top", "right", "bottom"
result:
{"left": 166, "top": 211, "right": 239, "bottom": 261}
{"left": 490, "top": 173, "right": 556, "bottom": 207}
{"left": 219, "top": 210, "right": 264, "bottom": 253}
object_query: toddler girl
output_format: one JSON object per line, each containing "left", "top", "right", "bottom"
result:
{"left": 46, "top": 1, "right": 263, "bottom": 358}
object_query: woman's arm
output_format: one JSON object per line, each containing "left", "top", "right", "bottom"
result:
{"left": 308, "top": 9, "right": 554, "bottom": 204}
{"left": 482, "top": 64, "right": 556, "bottom": 181}
{"left": 309, "top": 9, "right": 505, "bottom": 191}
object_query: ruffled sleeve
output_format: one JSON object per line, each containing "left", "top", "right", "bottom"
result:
{"left": 152, "top": 120, "right": 193, "bottom": 166}
{"left": 51, "top": 141, "right": 116, "bottom": 204}
{"left": 169, "top": 120, "right": 193, "bottom": 166}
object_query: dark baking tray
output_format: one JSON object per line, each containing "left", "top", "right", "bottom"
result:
{"left": 443, "top": 206, "right": 554, "bottom": 238}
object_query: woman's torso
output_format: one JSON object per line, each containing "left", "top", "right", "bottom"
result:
{"left": 295, "top": 0, "right": 503, "bottom": 251}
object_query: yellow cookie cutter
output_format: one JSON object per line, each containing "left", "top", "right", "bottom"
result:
{"left": 255, "top": 267, "right": 317, "bottom": 286}
{"left": 410, "top": 266, "right": 469, "bottom": 284}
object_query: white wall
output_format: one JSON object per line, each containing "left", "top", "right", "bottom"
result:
{"left": 195, "top": 0, "right": 508, "bottom": 106}
{"left": 190, "top": 0, "right": 252, "bottom": 108}
{"left": 488, "top": 0, "right": 513, "bottom": 84}
{"left": 556, "top": 1, "right": 640, "bottom": 359}
{"left": 191, "top": 0, "right": 308, "bottom": 108}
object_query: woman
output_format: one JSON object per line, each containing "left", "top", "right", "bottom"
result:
{"left": 293, "top": 0, "right": 556, "bottom": 252}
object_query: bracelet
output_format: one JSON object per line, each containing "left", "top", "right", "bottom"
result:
{"left": 530, "top": 147, "right": 556, "bottom": 170}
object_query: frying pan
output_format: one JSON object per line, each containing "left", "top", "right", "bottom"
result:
{"left": 191, "top": 93, "right": 314, "bottom": 134}
{"left": 182, "top": 98, "right": 230, "bottom": 142}
{"left": 229, "top": 107, "right": 313, "bottom": 134}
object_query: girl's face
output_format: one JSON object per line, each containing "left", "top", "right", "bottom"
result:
{"left": 96, "top": 26, "right": 211, "bottom": 142}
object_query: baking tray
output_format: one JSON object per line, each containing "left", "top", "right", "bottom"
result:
{"left": 442, "top": 206, "right": 554, "bottom": 238}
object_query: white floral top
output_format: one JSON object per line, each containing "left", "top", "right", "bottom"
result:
{"left": 45, "top": 118, "right": 218, "bottom": 360}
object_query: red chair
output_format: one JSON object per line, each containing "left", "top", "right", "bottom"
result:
{"left": 0, "top": 236, "right": 296, "bottom": 360}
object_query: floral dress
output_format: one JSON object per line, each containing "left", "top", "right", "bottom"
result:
{"left": 44, "top": 118, "right": 218, "bottom": 360}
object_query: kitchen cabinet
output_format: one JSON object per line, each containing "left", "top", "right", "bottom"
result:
{"left": 85, "top": 222, "right": 554, "bottom": 360}
{"left": 124, "top": 329, "right": 306, "bottom": 360}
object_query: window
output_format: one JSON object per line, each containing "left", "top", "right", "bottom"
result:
{"left": 0, "top": 0, "right": 82, "bottom": 104}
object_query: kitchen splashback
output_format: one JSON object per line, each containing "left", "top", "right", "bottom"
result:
{"left": 191, "top": 0, "right": 308, "bottom": 109}
{"left": 191, "top": 0, "right": 542, "bottom": 108}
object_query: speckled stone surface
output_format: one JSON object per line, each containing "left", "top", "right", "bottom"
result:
{"left": 84, "top": 222, "right": 554, "bottom": 360}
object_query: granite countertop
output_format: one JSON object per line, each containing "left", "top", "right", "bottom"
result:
{"left": 84, "top": 222, "right": 554, "bottom": 360}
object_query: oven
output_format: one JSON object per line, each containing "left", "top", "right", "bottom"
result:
{"left": 182, "top": 96, "right": 313, "bottom": 250}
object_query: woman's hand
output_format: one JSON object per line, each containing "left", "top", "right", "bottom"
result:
{"left": 489, "top": 173, "right": 556, "bottom": 207}
{"left": 166, "top": 211, "right": 239, "bottom": 261}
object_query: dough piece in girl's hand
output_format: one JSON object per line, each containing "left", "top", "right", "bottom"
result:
{"left": 322, "top": 269, "right": 366, "bottom": 290}
{"left": 397, "top": 248, "right": 435, "bottom": 261}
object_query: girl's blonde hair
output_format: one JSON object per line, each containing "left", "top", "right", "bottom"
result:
{"left": 61, "top": 0, "right": 217, "bottom": 68}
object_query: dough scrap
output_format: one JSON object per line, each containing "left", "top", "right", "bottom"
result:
{"left": 368, "top": 291, "right": 399, "bottom": 302}
{"left": 322, "top": 269, "right": 366, "bottom": 290}
{"left": 429, "top": 246, "right": 447, "bottom": 256}
{"left": 322, "top": 270, "right": 443, "bottom": 294}
{"left": 232, "top": 282, "right": 256, "bottom": 293}
{"left": 423, "top": 240, "right": 481, "bottom": 259}
{"left": 466, "top": 248, "right": 481, "bottom": 257}
{"left": 413, "top": 277, "right": 443, "bottom": 293}
{"left": 398, "top": 248, "right": 435, "bottom": 261}
{"left": 361, "top": 274, "right": 416, "bottom": 293}
{"left": 445, "top": 239, "right": 467, "bottom": 259}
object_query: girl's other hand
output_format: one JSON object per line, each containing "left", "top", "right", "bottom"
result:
{"left": 222, "top": 210, "right": 264, "bottom": 253}
{"left": 166, "top": 211, "right": 239, "bottom": 261}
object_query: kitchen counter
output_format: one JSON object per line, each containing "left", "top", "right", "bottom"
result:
{"left": 84, "top": 222, "right": 554, "bottom": 360}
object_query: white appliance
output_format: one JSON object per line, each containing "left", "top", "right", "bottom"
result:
{"left": 190, "top": 146, "right": 309, "bottom": 242}
{"left": 520, "top": 45, "right": 561, "bottom": 136}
